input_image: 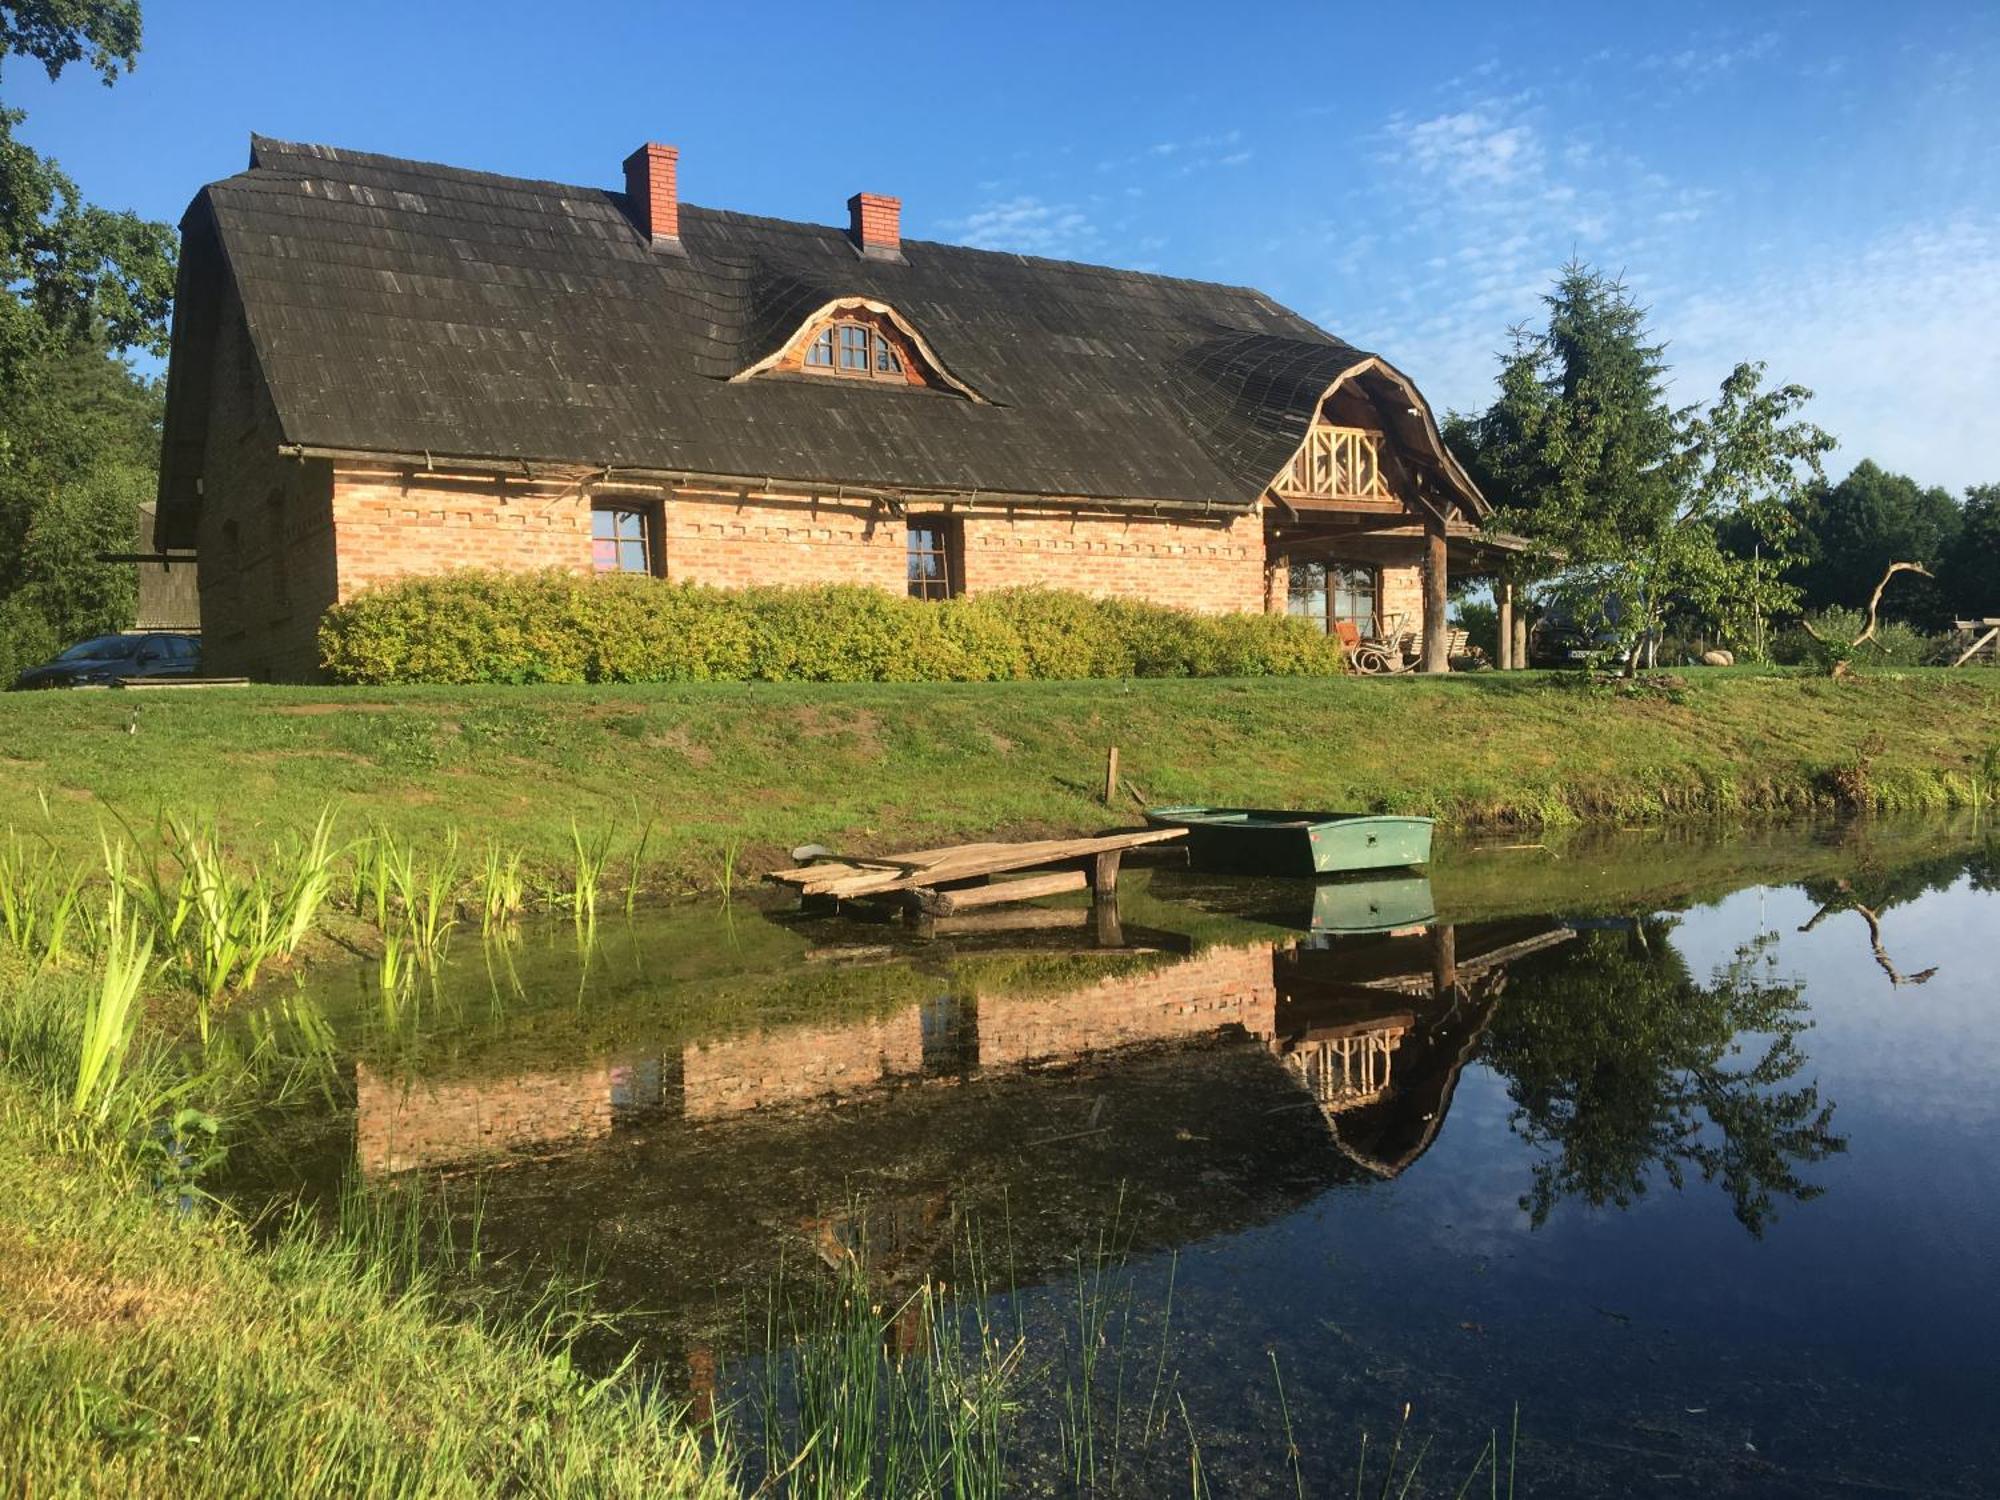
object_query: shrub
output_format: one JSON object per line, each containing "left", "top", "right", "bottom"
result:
{"left": 1769, "top": 608, "right": 1944, "bottom": 668}
{"left": 318, "top": 571, "right": 1346, "bottom": 686}
{"left": 977, "top": 589, "right": 1129, "bottom": 678}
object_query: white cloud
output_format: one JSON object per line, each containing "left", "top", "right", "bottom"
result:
{"left": 1663, "top": 218, "right": 2000, "bottom": 492}
{"left": 1389, "top": 109, "right": 1543, "bottom": 187}
{"left": 1644, "top": 29, "right": 1781, "bottom": 83}
{"left": 942, "top": 195, "right": 1102, "bottom": 259}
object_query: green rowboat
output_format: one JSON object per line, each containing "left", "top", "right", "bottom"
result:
{"left": 1144, "top": 807, "right": 1434, "bottom": 877}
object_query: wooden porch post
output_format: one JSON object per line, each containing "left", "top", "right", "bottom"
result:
{"left": 1497, "top": 578, "right": 1515, "bottom": 671}
{"left": 1512, "top": 612, "right": 1528, "bottom": 671}
{"left": 1422, "top": 515, "right": 1449, "bottom": 674}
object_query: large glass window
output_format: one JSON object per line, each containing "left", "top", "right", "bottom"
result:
{"left": 906, "top": 517, "right": 960, "bottom": 601}
{"left": 1330, "top": 564, "right": 1378, "bottom": 634}
{"left": 592, "top": 504, "right": 655, "bottom": 575}
{"left": 1287, "top": 561, "right": 1378, "bottom": 635}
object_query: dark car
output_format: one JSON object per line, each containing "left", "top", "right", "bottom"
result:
{"left": 12, "top": 633, "right": 202, "bottom": 690}
{"left": 1527, "top": 598, "right": 1631, "bottom": 668}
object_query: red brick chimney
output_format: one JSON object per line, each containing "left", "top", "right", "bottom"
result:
{"left": 623, "top": 143, "right": 683, "bottom": 251}
{"left": 848, "top": 192, "right": 904, "bottom": 261}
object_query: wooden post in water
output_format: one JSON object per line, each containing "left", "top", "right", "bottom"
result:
{"left": 1091, "top": 850, "right": 1124, "bottom": 946}
{"left": 1430, "top": 923, "right": 1458, "bottom": 998}
{"left": 1103, "top": 745, "right": 1120, "bottom": 806}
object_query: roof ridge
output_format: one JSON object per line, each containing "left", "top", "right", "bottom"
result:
{"left": 241, "top": 134, "right": 1291, "bottom": 306}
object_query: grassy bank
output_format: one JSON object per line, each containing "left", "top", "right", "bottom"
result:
{"left": 0, "top": 957, "right": 729, "bottom": 1498}
{"left": 0, "top": 668, "right": 1994, "bottom": 893}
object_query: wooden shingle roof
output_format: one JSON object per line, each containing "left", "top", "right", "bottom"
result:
{"left": 164, "top": 137, "right": 1474, "bottom": 523}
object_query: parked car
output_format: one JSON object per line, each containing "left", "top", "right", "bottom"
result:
{"left": 1527, "top": 599, "right": 1630, "bottom": 668}
{"left": 11, "top": 633, "right": 202, "bottom": 690}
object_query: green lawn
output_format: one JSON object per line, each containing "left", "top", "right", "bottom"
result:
{"left": 2, "top": 668, "right": 1994, "bottom": 893}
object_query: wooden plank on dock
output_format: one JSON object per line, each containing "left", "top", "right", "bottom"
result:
{"left": 925, "top": 907, "right": 1093, "bottom": 937}
{"left": 911, "top": 869, "right": 1088, "bottom": 916}
{"left": 766, "top": 827, "right": 1184, "bottom": 901}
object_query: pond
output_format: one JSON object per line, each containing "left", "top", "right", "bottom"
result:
{"left": 235, "top": 818, "right": 2000, "bottom": 1496}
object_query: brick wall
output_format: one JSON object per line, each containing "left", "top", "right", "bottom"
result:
{"left": 193, "top": 290, "right": 339, "bottom": 681}
{"left": 959, "top": 509, "right": 1266, "bottom": 614}
{"left": 665, "top": 491, "right": 908, "bottom": 592}
{"left": 977, "top": 943, "right": 1279, "bottom": 1069}
{"left": 330, "top": 469, "right": 593, "bottom": 598}
{"left": 354, "top": 1059, "right": 614, "bottom": 1174}
{"left": 1379, "top": 562, "right": 1424, "bottom": 634}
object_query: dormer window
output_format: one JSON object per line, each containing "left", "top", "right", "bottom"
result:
{"left": 803, "top": 318, "right": 906, "bottom": 381}
{"left": 735, "top": 298, "right": 987, "bottom": 401}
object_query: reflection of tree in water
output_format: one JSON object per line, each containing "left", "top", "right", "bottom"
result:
{"left": 1972, "top": 844, "right": 2000, "bottom": 892}
{"left": 1481, "top": 921, "right": 1845, "bottom": 1237}
{"left": 1799, "top": 853, "right": 1965, "bottom": 990}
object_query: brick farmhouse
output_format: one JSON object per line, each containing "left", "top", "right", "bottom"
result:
{"left": 156, "top": 137, "right": 1507, "bottom": 682}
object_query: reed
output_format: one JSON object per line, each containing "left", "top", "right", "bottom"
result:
{"left": 0, "top": 829, "right": 88, "bottom": 970}
{"left": 713, "top": 836, "right": 743, "bottom": 906}
{"left": 378, "top": 926, "right": 411, "bottom": 1000}
{"left": 621, "top": 811, "right": 655, "bottom": 916}
{"left": 111, "top": 812, "right": 340, "bottom": 1036}
{"left": 741, "top": 1250, "right": 1019, "bottom": 1500}
{"left": 403, "top": 831, "right": 461, "bottom": 971}
{"left": 568, "top": 820, "right": 611, "bottom": 930}
{"left": 478, "top": 839, "right": 527, "bottom": 932}
{"left": 69, "top": 875, "right": 153, "bottom": 1122}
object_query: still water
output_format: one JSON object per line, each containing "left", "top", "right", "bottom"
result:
{"left": 244, "top": 821, "right": 1999, "bottom": 1496}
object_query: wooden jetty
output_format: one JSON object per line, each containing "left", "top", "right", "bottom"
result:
{"left": 766, "top": 828, "right": 1185, "bottom": 923}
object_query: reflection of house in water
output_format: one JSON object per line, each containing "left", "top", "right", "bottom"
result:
{"left": 1269, "top": 921, "right": 1574, "bottom": 1178}
{"left": 354, "top": 905, "right": 1570, "bottom": 1185}
{"left": 355, "top": 1060, "right": 617, "bottom": 1175}
{"left": 344, "top": 896, "right": 1571, "bottom": 1361}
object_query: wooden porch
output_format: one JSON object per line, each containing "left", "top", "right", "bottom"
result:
{"left": 1261, "top": 385, "right": 1509, "bottom": 671}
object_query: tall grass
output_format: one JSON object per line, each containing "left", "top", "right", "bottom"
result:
{"left": 729, "top": 1221, "right": 1521, "bottom": 1498}
{"left": 568, "top": 819, "right": 612, "bottom": 932}
{"left": 0, "top": 1085, "right": 726, "bottom": 1497}
{"left": 0, "top": 827, "right": 88, "bottom": 970}
{"left": 479, "top": 838, "right": 527, "bottom": 932}
{"left": 68, "top": 874, "right": 153, "bottom": 1123}
{"left": 741, "top": 1250, "right": 1019, "bottom": 1500}
{"left": 111, "top": 811, "right": 338, "bottom": 1039}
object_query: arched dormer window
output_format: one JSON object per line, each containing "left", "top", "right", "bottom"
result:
{"left": 803, "top": 318, "right": 906, "bottom": 380}
{"left": 733, "top": 297, "right": 989, "bottom": 402}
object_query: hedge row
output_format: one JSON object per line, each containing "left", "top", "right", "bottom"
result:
{"left": 316, "top": 571, "right": 1346, "bottom": 685}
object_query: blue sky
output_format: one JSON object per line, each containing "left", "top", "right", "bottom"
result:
{"left": 13, "top": 0, "right": 1997, "bottom": 490}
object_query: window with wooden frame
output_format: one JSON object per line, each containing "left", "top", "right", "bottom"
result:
{"left": 800, "top": 317, "right": 906, "bottom": 381}
{"left": 592, "top": 501, "right": 660, "bottom": 576}
{"left": 1287, "top": 561, "right": 1378, "bottom": 636}
{"left": 906, "top": 516, "right": 961, "bottom": 601}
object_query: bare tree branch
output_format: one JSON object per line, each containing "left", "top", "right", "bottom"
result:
{"left": 1800, "top": 560, "right": 1935, "bottom": 648}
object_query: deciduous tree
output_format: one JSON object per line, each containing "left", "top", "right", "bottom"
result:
{"left": 1449, "top": 264, "right": 1833, "bottom": 669}
{"left": 0, "top": 1, "right": 173, "bottom": 675}
{"left": 1788, "top": 460, "right": 1963, "bottom": 628}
